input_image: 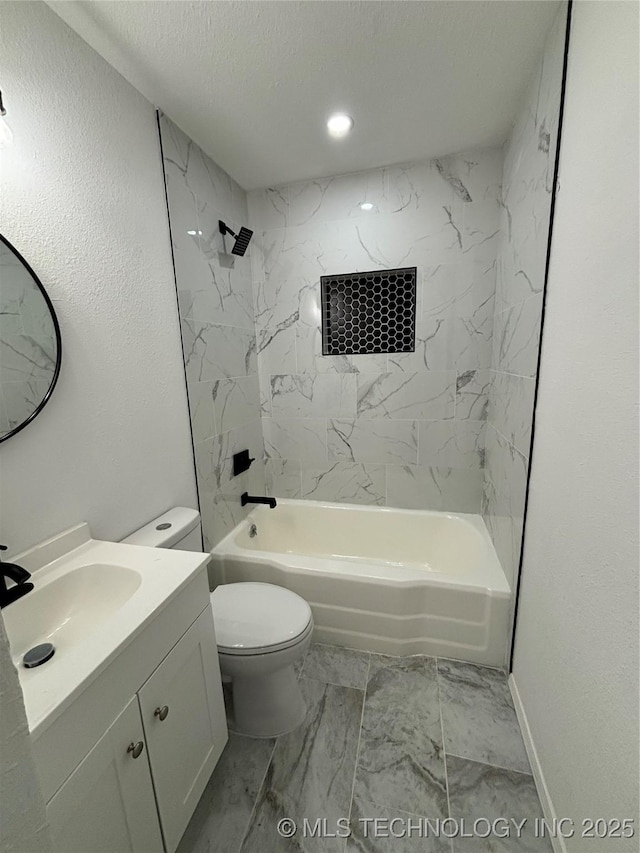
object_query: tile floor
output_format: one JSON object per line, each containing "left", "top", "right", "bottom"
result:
{"left": 178, "top": 644, "right": 552, "bottom": 853}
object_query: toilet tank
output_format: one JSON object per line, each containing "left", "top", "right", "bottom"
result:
{"left": 121, "top": 507, "right": 203, "bottom": 552}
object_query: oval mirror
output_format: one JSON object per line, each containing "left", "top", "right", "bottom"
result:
{"left": 0, "top": 234, "right": 61, "bottom": 441}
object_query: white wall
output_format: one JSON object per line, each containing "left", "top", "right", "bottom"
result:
{"left": 0, "top": 1, "right": 197, "bottom": 554}
{"left": 512, "top": 2, "right": 639, "bottom": 848}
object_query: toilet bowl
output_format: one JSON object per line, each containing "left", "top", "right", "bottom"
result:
{"left": 211, "top": 582, "right": 313, "bottom": 738}
{"left": 122, "top": 510, "right": 313, "bottom": 738}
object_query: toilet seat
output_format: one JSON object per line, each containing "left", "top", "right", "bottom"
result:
{"left": 211, "top": 582, "right": 313, "bottom": 656}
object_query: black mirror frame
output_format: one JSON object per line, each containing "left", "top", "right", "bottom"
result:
{"left": 0, "top": 233, "right": 62, "bottom": 443}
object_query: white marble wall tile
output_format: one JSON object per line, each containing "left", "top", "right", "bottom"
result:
{"left": 481, "top": 6, "right": 566, "bottom": 591}
{"left": 258, "top": 374, "right": 272, "bottom": 418}
{"left": 386, "top": 465, "right": 483, "bottom": 513}
{"left": 462, "top": 200, "right": 501, "bottom": 257}
{"left": 288, "top": 169, "right": 389, "bottom": 227}
{"left": 161, "top": 115, "right": 266, "bottom": 549}
{"left": 455, "top": 369, "right": 490, "bottom": 420}
{"left": 492, "top": 293, "right": 543, "bottom": 378}
{"left": 385, "top": 159, "right": 456, "bottom": 213}
{"left": 171, "top": 217, "right": 255, "bottom": 332}
{"left": 162, "top": 115, "right": 239, "bottom": 221}
{"left": 483, "top": 425, "right": 528, "bottom": 519}
{"left": 187, "top": 380, "right": 216, "bottom": 444}
{"left": 159, "top": 116, "right": 206, "bottom": 200}
{"left": 264, "top": 458, "right": 302, "bottom": 499}
{"left": 482, "top": 424, "right": 529, "bottom": 587}
{"left": 301, "top": 462, "right": 386, "bottom": 506}
{"left": 328, "top": 419, "right": 418, "bottom": 465}
{"left": 263, "top": 417, "right": 327, "bottom": 463}
{"left": 256, "top": 323, "right": 297, "bottom": 376}
{"left": 257, "top": 220, "right": 381, "bottom": 303}
{"left": 196, "top": 210, "right": 256, "bottom": 330}
{"left": 422, "top": 261, "right": 496, "bottom": 323}
{"left": 388, "top": 315, "right": 492, "bottom": 373}
{"left": 200, "top": 489, "right": 242, "bottom": 553}
{"left": 252, "top": 265, "right": 317, "bottom": 332}
{"left": 418, "top": 420, "right": 485, "bottom": 469}
{"left": 295, "top": 325, "right": 388, "bottom": 375}
{"left": 436, "top": 147, "right": 503, "bottom": 204}
{"left": 231, "top": 180, "right": 249, "bottom": 232}
{"left": 487, "top": 371, "right": 536, "bottom": 458}
{"left": 213, "top": 375, "right": 261, "bottom": 434}
{"left": 249, "top": 231, "right": 265, "bottom": 285}
{"left": 357, "top": 372, "right": 456, "bottom": 420}
{"left": 199, "top": 455, "right": 267, "bottom": 553}
{"left": 182, "top": 319, "right": 256, "bottom": 383}
{"left": 271, "top": 373, "right": 357, "bottom": 419}
{"left": 248, "top": 147, "right": 504, "bottom": 510}
{"left": 247, "top": 186, "right": 289, "bottom": 230}
{"left": 194, "top": 419, "right": 264, "bottom": 494}
{"left": 354, "top": 206, "right": 467, "bottom": 269}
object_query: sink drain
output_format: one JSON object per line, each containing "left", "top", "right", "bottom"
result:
{"left": 23, "top": 643, "right": 55, "bottom": 668}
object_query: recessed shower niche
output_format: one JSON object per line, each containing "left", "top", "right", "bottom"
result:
{"left": 320, "top": 267, "right": 417, "bottom": 356}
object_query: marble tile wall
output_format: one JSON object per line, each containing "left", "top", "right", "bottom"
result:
{"left": 248, "top": 148, "right": 503, "bottom": 511}
{"left": 159, "top": 115, "right": 265, "bottom": 549}
{"left": 483, "top": 4, "right": 567, "bottom": 590}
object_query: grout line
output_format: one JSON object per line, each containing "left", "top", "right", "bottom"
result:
{"left": 443, "top": 750, "right": 534, "bottom": 777}
{"left": 435, "top": 658, "right": 455, "bottom": 853}
{"left": 235, "top": 737, "right": 278, "bottom": 853}
{"left": 344, "top": 652, "right": 370, "bottom": 853}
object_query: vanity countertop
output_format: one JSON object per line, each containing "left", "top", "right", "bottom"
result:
{"left": 3, "top": 524, "right": 210, "bottom": 737}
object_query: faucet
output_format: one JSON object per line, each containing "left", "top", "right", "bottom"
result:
{"left": 0, "top": 545, "right": 34, "bottom": 609}
{"left": 241, "top": 492, "right": 277, "bottom": 509}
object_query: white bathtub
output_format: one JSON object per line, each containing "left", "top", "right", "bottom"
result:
{"left": 210, "top": 499, "right": 511, "bottom": 667}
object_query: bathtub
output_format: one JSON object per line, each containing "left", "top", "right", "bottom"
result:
{"left": 210, "top": 499, "right": 511, "bottom": 667}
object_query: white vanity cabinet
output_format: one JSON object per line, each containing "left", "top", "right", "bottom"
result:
{"left": 46, "top": 696, "right": 163, "bottom": 853}
{"left": 43, "top": 606, "right": 227, "bottom": 853}
{"left": 138, "top": 607, "right": 227, "bottom": 852}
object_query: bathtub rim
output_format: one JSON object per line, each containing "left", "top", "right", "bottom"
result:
{"left": 211, "top": 498, "right": 510, "bottom": 597}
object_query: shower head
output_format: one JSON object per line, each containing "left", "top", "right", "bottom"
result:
{"left": 219, "top": 220, "right": 254, "bottom": 257}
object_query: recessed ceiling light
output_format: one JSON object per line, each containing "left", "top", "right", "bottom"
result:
{"left": 360, "top": 202, "right": 374, "bottom": 211}
{"left": 327, "top": 113, "right": 354, "bottom": 138}
{"left": 187, "top": 229, "right": 203, "bottom": 236}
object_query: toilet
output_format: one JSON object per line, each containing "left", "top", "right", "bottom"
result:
{"left": 122, "top": 507, "right": 313, "bottom": 738}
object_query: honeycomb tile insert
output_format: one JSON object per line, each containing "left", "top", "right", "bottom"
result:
{"left": 321, "top": 267, "right": 417, "bottom": 355}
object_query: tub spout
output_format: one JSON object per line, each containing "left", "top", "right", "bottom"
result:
{"left": 241, "top": 492, "right": 277, "bottom": 509}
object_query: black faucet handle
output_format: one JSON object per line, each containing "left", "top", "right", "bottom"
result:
{"left": 1, "top": 562, "right": 31, "bottom": 584}
{"left": 0, "top": 544, "right": 7, "bottom": 553}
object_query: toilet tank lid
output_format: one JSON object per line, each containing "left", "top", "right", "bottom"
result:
{"left": 121, "top": 507, "right": 200, "bottom": 548}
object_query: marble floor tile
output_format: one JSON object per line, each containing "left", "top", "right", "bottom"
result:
{"left": 302, "top": 643, "right": 371, "bottom": 689}
{"left": 177, "top": 733, "right": 275, "bottom": 853}
{"left": 437, "top": 660, "right": 530, "bottom": 774}
{"left": 347, "top": 794, "right": 451, "bottom": 853}
{"left": 240, "top": 677, "right": 364, "bottom": 852}
{"left": 354, "top": 655, "right": 447, "bottom": 819}
{"left": 447, "top": 755, "right": 552, "bottom": 853}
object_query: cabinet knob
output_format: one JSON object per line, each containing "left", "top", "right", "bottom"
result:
{"left": 127, "top": 741, "right": 144, "bottom": 759}
{"left": 154, "top": 705, "right": 169, "bottom": 721}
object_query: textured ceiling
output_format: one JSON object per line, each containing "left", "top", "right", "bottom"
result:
{"left": 49, "top": 1, "right": 560, "bottom": 190}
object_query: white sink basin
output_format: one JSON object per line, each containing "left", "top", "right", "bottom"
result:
{"left": 3, "top": 564, "right": 142, "bottom": 658}
{"left": 5, "top": 523, "right": 210, "bottom": 736}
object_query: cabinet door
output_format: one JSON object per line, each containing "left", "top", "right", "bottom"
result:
{"left": 47, "top": 696, "right": 164, "bottom": 853}
{"left": 138, "top": 607, "right": 228, "bottom": 852}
